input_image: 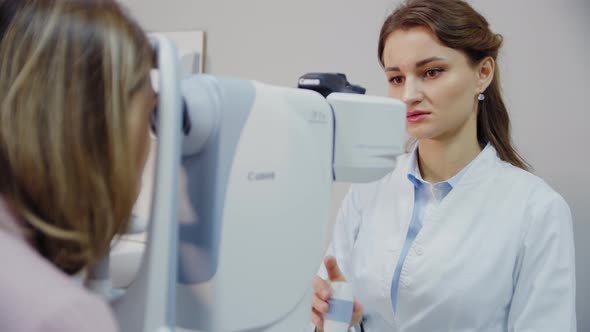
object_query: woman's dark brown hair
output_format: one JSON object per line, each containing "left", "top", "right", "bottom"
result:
{"left": 378, "top": 0, "right": 529, "bottom": 170}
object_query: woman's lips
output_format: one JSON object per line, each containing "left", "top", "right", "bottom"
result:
{"left": 406, "top": 111, "right": 431, "bottom": 123}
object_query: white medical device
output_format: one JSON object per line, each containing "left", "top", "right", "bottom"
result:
{"left": 94, "top": 36, "right": 407, "bottom": 332}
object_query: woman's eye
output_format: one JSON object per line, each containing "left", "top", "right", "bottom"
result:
{"left": 389, "top": 76, "right": 404, "bottom": 85}
{"left": 424, "top": 68, "right": 443, "bottom": 79}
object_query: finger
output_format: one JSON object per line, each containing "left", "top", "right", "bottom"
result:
{"left": 312, "top": 307, "right": 324, "bottom": 329}
{"left": 351, "top": 298, "right": 364, "bottom": 327}
{"left": 312, "top": 294, "right": 329, "bottom": 314}
{"left": 313, "top": 276, "right": 331, "bottom": 300}
{"left": 324, "top": 256, "right": 346, "bottom": 282}
{"left": 353, "top": 298, "right": 363, "bottom": 313}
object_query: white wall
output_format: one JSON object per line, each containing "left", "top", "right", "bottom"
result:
{"left": 121, "top": 0, "right": 590, "bottom": 328}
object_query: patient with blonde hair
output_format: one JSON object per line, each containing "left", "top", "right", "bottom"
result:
{"left": 0, "top": 1, "right": 156, "bottom": 330}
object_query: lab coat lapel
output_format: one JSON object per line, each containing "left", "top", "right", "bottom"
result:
{"left": 373, "top": 155, "right": 415, "bottom": 328}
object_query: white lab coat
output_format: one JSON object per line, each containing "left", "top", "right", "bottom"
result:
{"left": 319, "top": 146, "right": 576, "bottom": 331}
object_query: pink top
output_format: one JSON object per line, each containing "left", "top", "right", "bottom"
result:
{"left": 0, "top": 198, "right": 119, "bottom": 332}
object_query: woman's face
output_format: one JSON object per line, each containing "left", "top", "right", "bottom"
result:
{"left": 128, "top": 79, "right": 156, "bottom": 178}
{"left": 382, "top": 27, "right": 485, "bottom": 142}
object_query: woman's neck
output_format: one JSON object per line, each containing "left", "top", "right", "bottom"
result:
{"left": 0, "top": 196, "right": 29, "bottom": 240}
{"left": 417, "top": 136, "right": 482, "bottom": 184}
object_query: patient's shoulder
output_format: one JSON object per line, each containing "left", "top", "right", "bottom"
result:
{"left": 0, "top": 224, "right": 118, "bottom": 332}
{"left": 36, "top": 291, "right": 119, "bottom": 332}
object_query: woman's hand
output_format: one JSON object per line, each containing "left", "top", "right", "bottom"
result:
{"left": 311, "top": 256, "right": 364, "bottom": 331}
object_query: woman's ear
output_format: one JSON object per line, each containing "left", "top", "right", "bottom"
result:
{"left": 476, "top": 56, "right": 495, "bottom": 93}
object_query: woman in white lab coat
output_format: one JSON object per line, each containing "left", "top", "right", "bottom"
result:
{"left": 311, "top": 0, "right": 576, "bottom": 331}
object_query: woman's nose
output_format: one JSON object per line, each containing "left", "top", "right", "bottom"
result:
{"left": 401, "top": 78, "right": 423, "bottom": 107}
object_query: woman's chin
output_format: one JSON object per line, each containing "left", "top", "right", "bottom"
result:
{"left": 407, "top": 129, "right": 436, "bottom": 141}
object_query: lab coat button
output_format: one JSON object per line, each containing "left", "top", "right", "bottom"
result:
{"left": 415, "top": 247, "right": 424, "bottom": 256}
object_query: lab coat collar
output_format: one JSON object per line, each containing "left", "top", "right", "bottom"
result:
{"left": 405, "top": 143, "right": 496, "bottom": 188}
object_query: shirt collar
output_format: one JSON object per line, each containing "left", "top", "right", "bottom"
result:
{"left": 407, "top": 143, "right": 492, "bottom": 188}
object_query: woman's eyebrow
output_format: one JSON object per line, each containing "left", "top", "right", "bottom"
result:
{"left": 385, "top": 56, "right": 446, "bottom": 72}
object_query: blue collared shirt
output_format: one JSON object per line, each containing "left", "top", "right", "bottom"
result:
{"left": 390, "top": 145, "right": 482, "bottom": 312}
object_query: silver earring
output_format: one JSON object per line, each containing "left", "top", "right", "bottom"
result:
{"left": 478, "top": 93, "right": 485, "bottom": 101}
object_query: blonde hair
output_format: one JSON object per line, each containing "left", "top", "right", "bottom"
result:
{"left": 0, "top": 0, "right": 154, "bottom": 274}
